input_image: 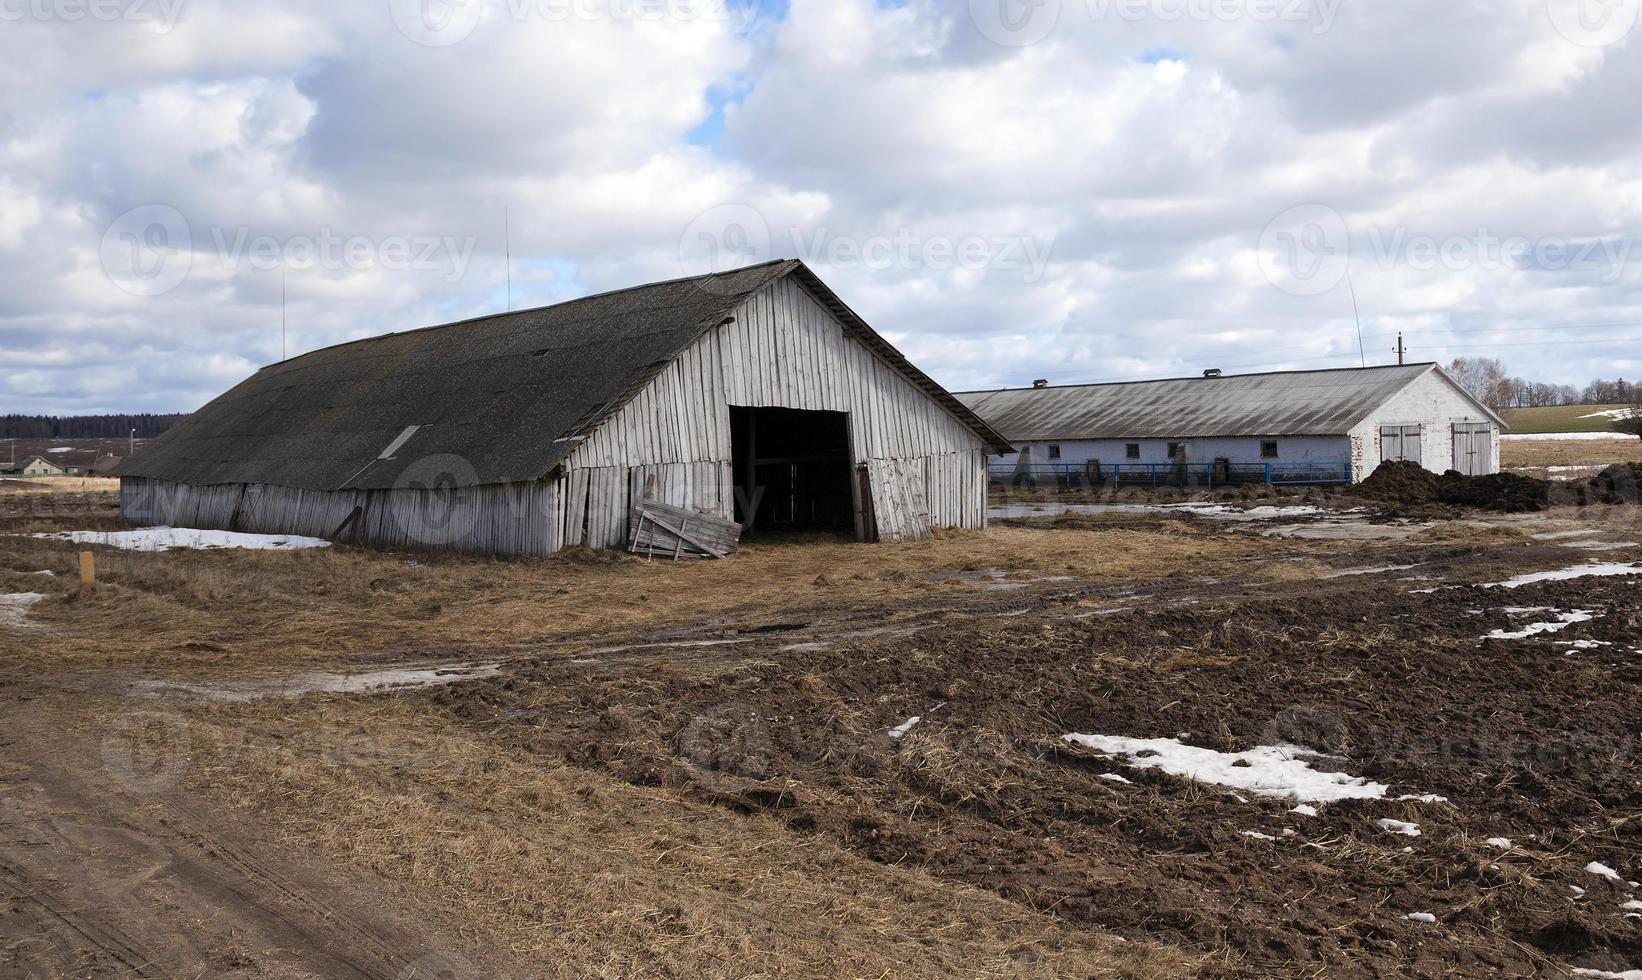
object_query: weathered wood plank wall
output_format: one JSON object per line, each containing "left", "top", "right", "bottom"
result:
{"left": 121, "top": 475, "right": 561, "bottom": 556}
{"left": 561, "top": 276, "right": 988, "bottom": 542}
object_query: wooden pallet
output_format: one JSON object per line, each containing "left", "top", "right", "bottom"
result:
{"left": 628, "top": 498, "right": 742, "bottom": 560}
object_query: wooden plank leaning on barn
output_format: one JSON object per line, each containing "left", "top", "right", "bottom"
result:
{"left": 628, "top": 498, "right": 743, "bottom": 560}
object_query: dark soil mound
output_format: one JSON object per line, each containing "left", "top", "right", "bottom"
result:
{"left": 1352, "top": 460, "right": 1439, "bottom": 504}
{"left": 1435, "top": 470, "right": 1550, "bottom": 512}
{"left": 1584, "top": 462, "right": 1642, "bottom": 503}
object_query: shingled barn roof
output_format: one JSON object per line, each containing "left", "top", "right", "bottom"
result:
{"left": 118, "top": 260, "right": 1008, "bottom": 491}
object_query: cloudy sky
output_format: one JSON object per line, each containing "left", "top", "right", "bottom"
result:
{"left": 3, "top": 0, "right": 1640, "bottom": 414}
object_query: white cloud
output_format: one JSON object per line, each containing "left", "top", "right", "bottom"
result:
{"left": 3, "top": 0, "right": 1642, "bottom": 413}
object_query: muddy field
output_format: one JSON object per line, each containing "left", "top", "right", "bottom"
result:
{"left": 3, "top": 485, "right": 1641, "bottom": 977}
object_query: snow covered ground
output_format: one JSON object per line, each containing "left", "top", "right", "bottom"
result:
{"left": 1501, "top": 431, "right": 1634, "bottom": 441}
{"left": 31, "top": 527, "right": 331, "bottom": 551}
{"left": 1061, "top": 734, "right": 1390, "bottom": 803}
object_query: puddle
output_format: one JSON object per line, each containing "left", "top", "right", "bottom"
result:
{"left": 1325, "top": 563, "right": 1423, "bottom": 579}
{"left": 990, "top": 502, "right": 1336, "bottom": 521}
{"left": 118, "top": 662, "right": 503, "bottom": 702}
{"left": 927, "top": 567, "right": 1074, "bottom": 591}
{"left": 583, "top": 638, "right": 751, "bottom": 655}
{"left": 1262, "top": 520, "right": 1429, "bottom": 542}
{"left": 1532, "top": 529, "right": 1601, "bottom": 541}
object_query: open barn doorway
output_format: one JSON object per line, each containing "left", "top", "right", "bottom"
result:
{"left": 730, "top": 406, "right": 855, "bottom": 537}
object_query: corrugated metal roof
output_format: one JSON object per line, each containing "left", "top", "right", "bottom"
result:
{"left": 117, "top": 260, "right": 1007, "bottom": 491}
{"left": 954, "top": 364, "right": 1490, "bottom": 441}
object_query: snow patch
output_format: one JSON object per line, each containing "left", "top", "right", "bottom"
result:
{"left": 1485, "top": 838, "right": 1514, "bottom": 850}
{"left": 1397, "top": 794, "right": 1448, "bottom": 803}
{"left": 1291, "top": 804, "right": 1319, "bottom": 817}
{"left": 1484, "top": 609, "right": 1595, "bottom": 640}
{"left": 1375, "top": 818, "right": 1422, "bottom": 836}
{"left": 888, "top": 716, "right": 922, "bottom": 740}
{"left": 31, "top": 527, "right": 331, "bottom": 551}
{"left": 125, "top": 663, "right": 502, "bottom": 701}
{"left": 1485, "top": 564, "right": 1642, "bottom": 589}
{"left": 1572, "top": 970, "right": 1642, "bottom": 980}
{"left": 1061, "top": 734, "right": 1389, "bottom": 803}
{"left": 1501, "top": 431, "right": 1634, "bottom": 441}
{"left": 1623, "top": 900, "right": 1642, "bottom": 912}
{"left": 1587, "top": 862, "right": 1623, "bottom": 882}
{"left": 0, "top": 592, "right": 47, "bottom": 629}
{"left": 1404, "top": 912, "right": 1436, "bottom": 924}
{"left": 1241, "top": 830, "right": 1277, "bottom": 841}
{"left": 1098, "top": 773, "right": 1132, "bottom": 785}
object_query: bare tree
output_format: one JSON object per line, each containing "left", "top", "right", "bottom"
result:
{"left": 1610, "top": 401, "right": 1642, "bottom": 441}
{"left": 1447, "top": 357, "right": 1511, "bottom": 408}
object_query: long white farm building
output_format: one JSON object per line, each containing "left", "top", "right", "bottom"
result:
{"left": 116, "top": 260, "right": 1010, "bottom": 555}
{"left": 955, "top": 363, "right": 1505, "bottom": 484}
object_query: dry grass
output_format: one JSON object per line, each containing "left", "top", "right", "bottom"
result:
{"left": 1501, "top": 437, "right": 1642, "bottom": 470}
{"left": 3, "top": 487, "right": 1301, "bottom": 671}
{"left": 154, "top": 697, "right": 1193, "bottom": 979}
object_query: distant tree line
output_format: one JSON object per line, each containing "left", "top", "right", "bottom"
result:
{"left": 0, "top": 414, "right": 188, "bottom": 439}
{"left": 1446, "top": 357, "right": 1635, "bottom": 409}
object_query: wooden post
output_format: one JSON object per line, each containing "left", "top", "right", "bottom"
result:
{"left": 79, "top": 551, "right": 95, "bottom": 585}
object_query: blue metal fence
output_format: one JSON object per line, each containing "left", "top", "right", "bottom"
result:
{"left": 988, "top": 460, "right": 1353, "bottom": 488}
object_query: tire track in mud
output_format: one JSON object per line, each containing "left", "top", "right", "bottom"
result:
{"left": 0, "top": 694, "right": 474, "bottom": 980}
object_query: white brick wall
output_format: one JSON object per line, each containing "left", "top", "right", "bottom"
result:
{"left": 1348, "top": 369, "right": 1500, "bottom": 478}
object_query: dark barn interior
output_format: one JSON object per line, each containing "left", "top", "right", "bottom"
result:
{"left": 730, "top": 406, "right": 854, "bottom": 535}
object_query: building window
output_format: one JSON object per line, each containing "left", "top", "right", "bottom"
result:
{"left": 1125, "top": 443, "right": 1140, "bottom": 460}
{"left": 1261, "top": 440, "right": 1279, "bottom": 459}
{"left": 1047, "top": 445, "right": 1061, "bottom": 460}
{"left": 1167, "top": 442, "right": 1185, "bottom": 459}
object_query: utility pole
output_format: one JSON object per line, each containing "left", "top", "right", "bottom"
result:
{"left": 129, "top": 428, "right": 136, "bottom": 457}
{"left": 1395, "top": 333, "right": 1405, "bottom": 365}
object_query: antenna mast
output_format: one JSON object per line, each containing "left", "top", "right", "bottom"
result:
{"left": 1347, "top": 268, "right": 1366, "bottom": 367}
{"left": 504, "top": 206, "right": 512, "bottom": 312}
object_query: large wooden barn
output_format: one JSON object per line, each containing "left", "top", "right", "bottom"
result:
{"left": 116, "top": 260, "right": 1010, "bottom": 556}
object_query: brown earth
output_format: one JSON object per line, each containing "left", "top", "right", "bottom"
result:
{"left": 3, "top": 486, "right": 1642, "bottom": 977}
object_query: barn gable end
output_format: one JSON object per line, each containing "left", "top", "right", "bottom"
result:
{"left": 558, "top": 272, "right": 995, "bottom": 547}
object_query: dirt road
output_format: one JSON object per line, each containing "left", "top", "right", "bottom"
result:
{"left": 0, "top": 690, "right": 491, "bottom": 979}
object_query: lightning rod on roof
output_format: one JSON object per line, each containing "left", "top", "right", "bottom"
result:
{"left": 1347, "top": 267, "right": 1366, "bottom": 367}
{"left": 504, "top": 205, "right": 513, "bottom": 313}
